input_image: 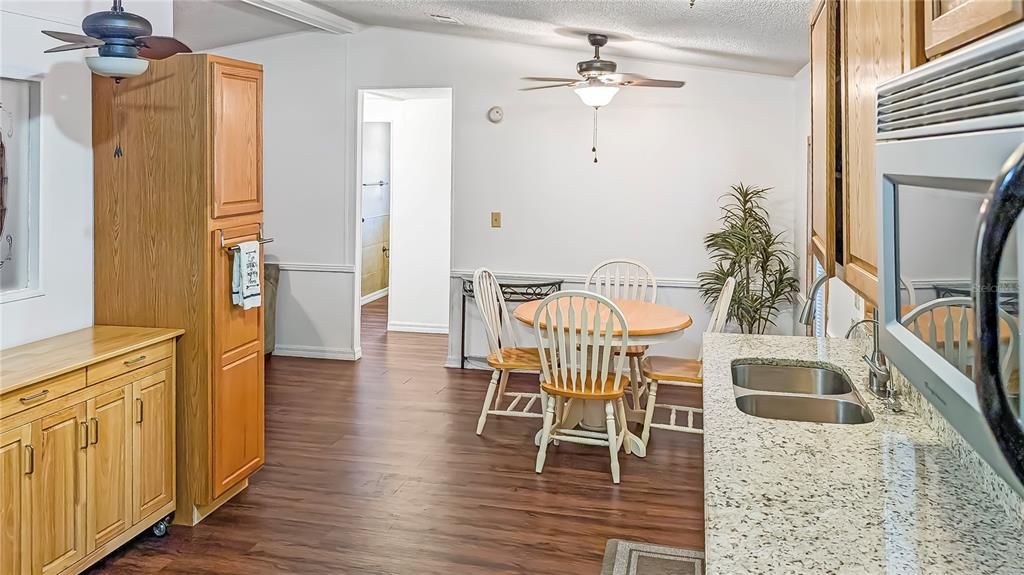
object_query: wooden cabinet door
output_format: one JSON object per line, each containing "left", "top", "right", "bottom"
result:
{"left": 211, "top": 62, "right": 263, "bottom": 219}
{"left": 0, "top": 424, "right": 33, "bottom": 575}
{"left": 810, "top": 0, "right": 839, "bottom": 276}
{"left": 86, "top": 387, "right": 132, "bottom": 551}
{"left": 32, "top": 404, "right": 87, "bottom": 575}
{"left": 214, "top": 223, "right": 264, "bottom": 357}
{"left": 132, "top": 369, "right": 175, "bottom": 523}
{"left": 212, "top": 350, "right": 264, "bottom": 499}
{"left": 841, "top": 0, "right": 906, "bottom": 304}
{"left": 211, "top": 223, "right": 265, "bottom": 499}
{"left": 924, "top": 0, "right": 1023, "bottom": 58}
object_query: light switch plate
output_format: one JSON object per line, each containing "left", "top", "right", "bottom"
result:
{"left": 491, "top": 212, "right": 502, "bottom": 228}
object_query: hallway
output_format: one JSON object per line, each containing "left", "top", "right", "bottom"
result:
{"left": 87, "top": 298, "right": 705, "bottom": 574}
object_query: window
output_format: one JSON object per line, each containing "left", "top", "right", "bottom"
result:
{"left": 0, "top": 77, "right": 41, "bottom": 300}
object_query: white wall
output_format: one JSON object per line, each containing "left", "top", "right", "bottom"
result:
{"left": 0, "top": 0, "right": 172, "bottom": 349}
{"left": 791, "top": 63, "right": 811, "bottom": 334}
{"left": 213, "top": 26, "right": 806, "bottom": 361}
{"left": 213, "top": 32, "right": 356, "bottom": 359}
{"left": 826, "top": 278, "right": 866, "bottom": 338}
{"left": 382, "top": 94, "right": 453, "bottom": 334}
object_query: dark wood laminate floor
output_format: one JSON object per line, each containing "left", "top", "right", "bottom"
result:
{"left": 87, "top": 298, "right": 705, "bottom": 574}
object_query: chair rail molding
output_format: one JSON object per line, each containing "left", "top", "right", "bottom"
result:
{"left": 276, "top": 262, "right": 356, "bottom": 273}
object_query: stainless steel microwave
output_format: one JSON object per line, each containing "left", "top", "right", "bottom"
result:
{"left": 876, "top": 24, "right": 1024, "bottom": 495}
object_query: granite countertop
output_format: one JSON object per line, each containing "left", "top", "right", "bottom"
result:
{"left": 702, "top": 333, "right": 1024, "bottom": 575}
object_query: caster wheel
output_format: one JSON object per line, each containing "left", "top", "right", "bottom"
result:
{"left": 151, "top": 517, "right": 170, "bottom": 537}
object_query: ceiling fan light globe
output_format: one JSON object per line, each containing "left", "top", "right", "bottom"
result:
{"left": 574, "top": 85, "right": 619, "bottom": 108}
{"left": 86, "top": 55, "right": 148, "bottom": 79}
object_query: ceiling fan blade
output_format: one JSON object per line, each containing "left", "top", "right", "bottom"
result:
{"left": 603, "top": 73, "right": 685, "bottom": 88}
{"left": 136, "top": 36, "right": 191, "bottom": 60}
{"left": 519, "top": 83, "right": 578, "bottom": 91}
{"left": 521, "top": 76, "right": 579, "bottom": 83}
{"left": 627, "top": 79, "right": 686, "bottom": 88}
{"left": 42, "top": 30, "right": 103, "bottom": 46}
{"left": 44, "top": 43, "right": 101, "bottom": 53}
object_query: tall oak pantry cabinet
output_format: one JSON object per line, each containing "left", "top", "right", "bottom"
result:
{"left": 92, "top": 54, "right": 266, "bottom": 526}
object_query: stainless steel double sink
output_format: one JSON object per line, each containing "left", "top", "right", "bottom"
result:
{"left": 731, "top": 361, "right": 875, "bottom": 425}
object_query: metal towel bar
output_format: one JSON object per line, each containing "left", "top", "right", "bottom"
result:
{"left": 221, "top": 224, "right": 274, "bottom": 253}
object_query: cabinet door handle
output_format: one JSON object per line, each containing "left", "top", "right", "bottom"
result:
{"left": 123, "top": 354, "right": 147, "bottom": 366}
{"left": 24, "top": 445, "right": 34, "bottom": 475}
{"left": 89, "top": 417, "right": 99, "bottom": 445}
{"left": 79, "top": 422, "right": 89, "bottom": 449}
{"left": 19, "top": 389, "right": 49, "bottom": 404}
{"left": 136, "top": 398, "right": 144, "bottom": 423}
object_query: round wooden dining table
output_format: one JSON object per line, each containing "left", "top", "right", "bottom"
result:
{"left": 513, "top": 298, "right": 693, "bottom": 457}
{"left": 513, "top": 299, "right": 693, "bottom": 344}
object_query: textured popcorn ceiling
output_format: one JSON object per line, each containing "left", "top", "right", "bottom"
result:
{"left": 312, "top": 0, "right": 811, "bottom": 76}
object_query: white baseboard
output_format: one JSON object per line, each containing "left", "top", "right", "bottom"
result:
{"left": 388, "top": 321, "right": 449, "bottom": 334}
{"left": 272, "top": 344, "right": 360, "bottom": 361}
{"left": 361, "top": 288, "right": 388, "bottom": 305}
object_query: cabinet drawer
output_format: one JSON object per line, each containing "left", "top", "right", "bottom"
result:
{"left": 87, "top": 341, "right": 173, "bottom": 385}
{"left": 0, "top": 369, "right": 86, "bottom": 419}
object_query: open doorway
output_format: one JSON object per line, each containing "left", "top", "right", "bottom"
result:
{"left": 360, "top": 120, "right": 391, "bottom": 306}
{"left": 356, "top": 88, "right": 453, "bottom": 355}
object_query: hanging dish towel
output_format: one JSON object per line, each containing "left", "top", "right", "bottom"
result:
{"left": 232, "top": 241, "right": 262, "bottom": 310}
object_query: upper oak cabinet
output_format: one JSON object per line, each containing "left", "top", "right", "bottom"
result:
{"left": 839, "top": 0, "right": 909, "bottom": 302}
{"left": 924, "top": 0, "right": 1023, "bottom": 58}
{"left": 809, "top": 0, "right": 840, "bottom": 277}
{"left": 93, "top": 54, "right": 266, "bottom": 527}
{"left": 212, "top": 63, "right": 263, "bottom": 218}
{"left": 805, "top": 0, "right": 1018, "bottom": 305}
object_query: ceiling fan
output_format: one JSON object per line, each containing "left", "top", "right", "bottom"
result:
{"left": 521, "top": 34, "right": 686, "bottom": 163}
{"left": 41, "top": 0, "right": 191, "bottom": 81}
{"left": 521, "top": 34, "right": 686, "bottom": 108}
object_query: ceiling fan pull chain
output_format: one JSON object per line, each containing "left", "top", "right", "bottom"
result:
{"left": 592, "top": 108, "right": 599, "bottom": 164}
{"left": 113, "top": 82, "right": 123, "bottom": 158}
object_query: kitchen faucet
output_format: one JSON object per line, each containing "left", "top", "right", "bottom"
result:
{"left": 797, "top": 274, "right": 829, "bottom": 327}
{"left": 845, "top": 315, "right": 902, "bottom": 412}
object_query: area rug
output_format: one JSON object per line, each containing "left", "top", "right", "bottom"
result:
{"left": 600, "top": 539, "right": 705, "bottom": 575}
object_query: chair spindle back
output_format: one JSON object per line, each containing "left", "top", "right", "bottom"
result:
{"left": 902, "top": 296, "right": 1019, "bottom": 381}
{"left": 533, "top": 291, "right": 629, "bottom": 396}
{"left": 473, "top": 268, "right": 517, "bottom": 363}
{"left": 585, "top": 259, "right": 657, "bottom": 303}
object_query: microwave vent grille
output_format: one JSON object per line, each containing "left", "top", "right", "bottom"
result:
{"left": 877, "top": 25, "right": 1024, "bottom": 140}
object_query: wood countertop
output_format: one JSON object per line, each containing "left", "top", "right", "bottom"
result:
{"left": 1, "top": 325, "right": 184, "bottom": 395}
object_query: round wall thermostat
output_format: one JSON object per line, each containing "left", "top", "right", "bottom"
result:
{"left": 487, "top": 106, "right": 504, "bottom": 123}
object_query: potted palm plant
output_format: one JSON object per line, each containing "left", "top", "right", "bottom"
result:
{"left": 698, "top": 183, "right": 800, "bottom": 334}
